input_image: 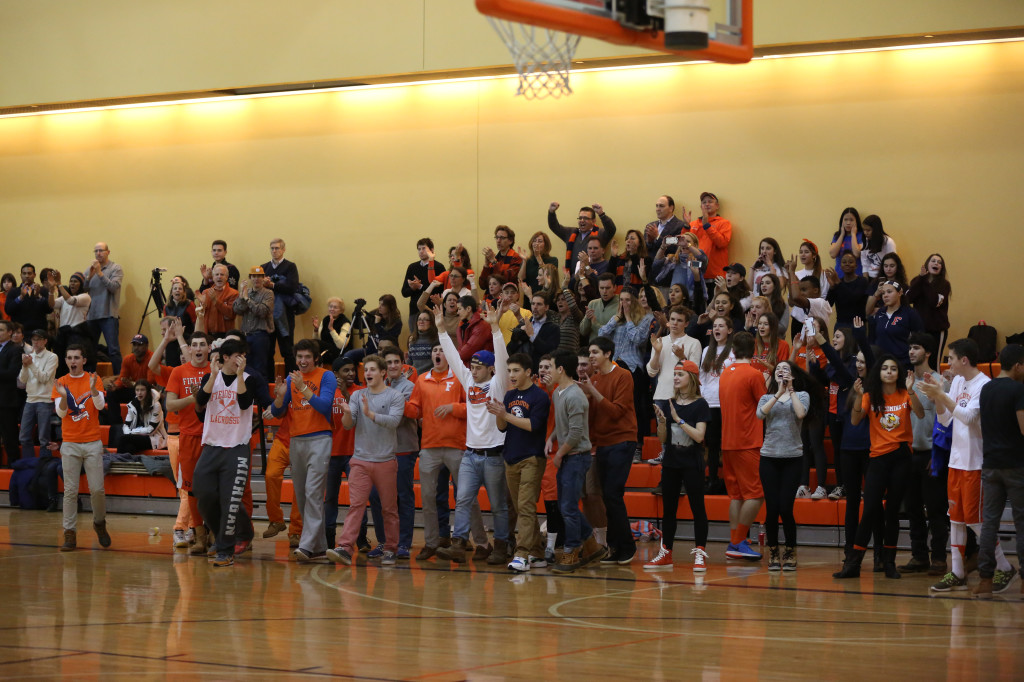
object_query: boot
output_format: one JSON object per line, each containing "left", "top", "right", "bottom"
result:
{"left": 436, "top": 537, "right": 467, "bottom": 563}
{"left": 833, "top": 548, "right": 865, "bottom": 579}
{"left": 59, "top": 529, "right": 77, "bottom": 552}
{"left": 767, "top": 546, "right": 781, "bottom": 571}
{"left": 472, "top": 542, "right": 492, "bottom": 561}
{"left": 883, "top": 548, "right": 901, "bottom": 579}
{"left": 898, "top": 555, "right": 929, "bottom": 573}
{"left": 551, "top": 546, "right": 581, "bottom": 574}
{"left": 580, "top": 535, "right": 609, "bottom": 566}
{"left": 973, "top": 576, "right": 994, "bottom": 599}
{"left": 94, "top": 520, "right": 111, "bottom": 548}
{"left": 487, "top": 539, "right": 509, "bottom": 565}
{"left": 263, "top": 521, "right": 287, "bottom": 538}
{"left": 189, "top": 526, "right": 209, "bottom": 556}
{"left": 873, "top": 551, "right": 884, "bottom": 573}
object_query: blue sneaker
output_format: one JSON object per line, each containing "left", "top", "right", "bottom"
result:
{"left": 396, "top": 546, "right": 411, "bottom": 560}
{"left": 367, "top": 543, "right": 385, "bottom": 559}
{"left": 725, "top": 540, "right": 762, "bottom": 561}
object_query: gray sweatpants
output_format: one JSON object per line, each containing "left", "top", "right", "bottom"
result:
{"left": 61, "top": 440, "right": 106, "bottom": 531}
{"left": 291, "top": 433, "right": 332, "bottom": 554}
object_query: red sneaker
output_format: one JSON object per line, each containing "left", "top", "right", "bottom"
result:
{"left": 643, "top": 545, "right": 673, "bottom": 570}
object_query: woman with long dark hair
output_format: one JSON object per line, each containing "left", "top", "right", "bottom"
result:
{"left": 758, "top": 273, "right": 790, "bottom": 336}
{"left": 747, "top": 237, "right": 787, "bottom": 293}
{"left": 864, "top": 252, "right": 909, "bottom": 317}
{"left": 828, "top": 207, "right": 864, "bottom": 273}
{"left": 752, "top": 312, "right": 790, "bottom": 376}
{"left": 646, "top": 361, "right": 710, "bottom": 571}
{"left": 608, "top": 229, "right": 652, "bottom": 291}
{"left": 906, "top": 253, "right": 951, "bottom": 364}
{"left": 699, "top": 316, "right": 735, "bottom": 493}
{"left": 0, "top": 272, "right": 16, "bottom": 321}
{"left": 868, "top": 280, "right": 923, "bottom": 368}
{"left": 162, "top": 279, "right": 197, "bottom": 366}
{"left": 406, "top": 311, "right": 439, "bottom": 374}
{"left": 758, "top": 360, "right": 812, "bottom": 570}
{"left": 519, "top": 231, "right": 559, "bottom": 294}
{"left": 118, "top": 379, "right": 167, "bottom": 454}
{"left": 834, "top": 354, "right": 923, "bottom": 579}
{"left": 791, "top": 317, "right": 829, "bottom": 500}
{"left": 860, "top": 214, "right": 897, "bottom": 278}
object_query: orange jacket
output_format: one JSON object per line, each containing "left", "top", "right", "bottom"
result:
{"left": 688, "top": 215, "right": 733, "bottom": 280}
{"left": 405, "top": 368, "right": 467, "bottom": 450}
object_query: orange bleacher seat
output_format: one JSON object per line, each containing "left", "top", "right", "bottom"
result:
{"left": 96, "top": 362, "right": 113, "bottom": 377}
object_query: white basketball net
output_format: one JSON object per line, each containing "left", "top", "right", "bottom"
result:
{"left": 486, "top": 18, "right": 582, "bottom": 99}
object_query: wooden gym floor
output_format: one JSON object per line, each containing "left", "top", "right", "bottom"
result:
{"left": 1, "top": 509, "right": 1021, "bottom": 680}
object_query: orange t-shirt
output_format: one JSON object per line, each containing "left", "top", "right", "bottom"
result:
{"left": 288, "top": 367, "right": 332, "bottom": 437}
{"left": 752, "top": 339, "right": 791, "bottom": 374}
{"left": 52, "top": 373, "right": 102, "bottom": 443}
{"left": 719, "top": 362, "right": 767, "bottom": 450}
{"left": 330, "top": 384, "right": 363, "bottom": 456}
{"left": 861, "top": 391, "right": 913, "bottom": 457}
{"left": 167, "top": 362, "right": 210, "bottom": 436}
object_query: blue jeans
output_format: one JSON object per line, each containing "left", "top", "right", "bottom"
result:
{"left": 20, "top": 402, "right": 55, "bottom": 459}
{"left": 367, "top": 452, "right": 417, "bottom": 548}
{"left": 453, "top": 450, "right": 509, "bottom": 543}
{"left": 88, "top": 317, "right": 121, "bottom": 374}
{"left": 323, "top": 456, "right": 368, "bottom": 548}
{"left": 557, "top": 453, "right": 593, "bottom": 550}
{"left": 595, "top": 441, "right": 637, "bottom": 554}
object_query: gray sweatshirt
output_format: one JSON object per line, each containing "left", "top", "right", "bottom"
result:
{"left": 910, "top": 373, "right": 944, "bottom": 451}
{"left": 553, "top": 382, "right": 591, "bottom": 454}
{"left": 348, "top": 386, "right": 406, "bottom": 462}
{"left": 388, "top": 376, "right": 419, "bottom": 454}
{"left": 757, "top": 391, "right": 809, "bottom": 458}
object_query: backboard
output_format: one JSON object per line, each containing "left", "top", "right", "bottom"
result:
{"left": 476, "top": 0, "right": 753, "bottom": 64}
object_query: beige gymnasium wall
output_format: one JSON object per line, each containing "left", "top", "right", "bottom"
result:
{"left": 1, "top": 40, "right": 1023, "bottom": 352}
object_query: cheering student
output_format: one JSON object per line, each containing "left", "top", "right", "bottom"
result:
{"left": 52, "top": 344, "right": 111, "bottom": 552}
{"left": 489, "top": 352, "right": 551, "bottom": 572}
{"left": 327, "top": 355, "right": 406, "bottom": 566}
{"left": 834, "top": 354, "right": 923, "bottom": 580}
{"left": 719, "top": 332, "right": 767, "bottom": 560}
{"left": 646, "top": 361, "right": 710, "bottom": 571}
{"left": 546, "top": 351, "right": 608, "bottom": 573}
{"left": 758, "top": 361, "right": 811, "bottom": 571}
{"left": 192, "top": 338, "right": 260, "bottom": 567}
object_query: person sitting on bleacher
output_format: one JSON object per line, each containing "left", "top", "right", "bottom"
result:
{"left": 117, "top": 379, "right": 167, "bottom": 455}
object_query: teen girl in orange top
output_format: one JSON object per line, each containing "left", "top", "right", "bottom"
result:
{"left": 834, "top": 353, "right": 923, "bottom": 580}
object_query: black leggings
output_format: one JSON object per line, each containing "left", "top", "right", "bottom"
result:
{"left": 853, "top": 444, "right": 911, "bottom": 549}
{"left": 632, "top": 366, "right": 652, "bottom": 442}
{"left": 801, "top": 415, "right": 827, "bottom": 489}
{"left": 544, "top": 500, "right": 564, "bottom": 548}
{"left": 841, "top": 448, "right": 883, "bottom": 553}
{"left": 760, "top": 456, "right": 801, "bottom": 547}
{"left": 827, "top": 413, "right": 844, "bottom": 485}
{"left": 660, "top": 451, "right": 707, "bottom": 550}
{"left": 704, "top": 407, "right": 722, "bottom": 481}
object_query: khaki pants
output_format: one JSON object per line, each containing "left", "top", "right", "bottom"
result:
{"left": 506, "top": 456, "right": 546, "bottom": 559}
{"left": 61, "top": 440, "right": 106, "bottom": 531}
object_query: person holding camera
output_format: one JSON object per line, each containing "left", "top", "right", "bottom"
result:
{"left": 643, "top": 195, "right": 688, "bottom": 255}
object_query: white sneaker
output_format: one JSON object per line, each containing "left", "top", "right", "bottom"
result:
{"left": 649, "top": 451, "right": 664, "bottom": 465}
{"left": 810, "top": 486, "right": 827, "bottom": 500}
{"left": 691, "top": 547, "right": 709, "bottom": 573}
{"left": 528, "top": 555, "right": 547, "bottom": 569}
{"left": 508, "top": 556, "right": 529, "bottom": 572}
{"left": 795, "top": 485, "right": 811, "bottom": 499}
{"left": 173, "top": 529, "right": 189, "bottom": 548}
{"left": 828, "top": 485, "right": 846, "bottom": 500}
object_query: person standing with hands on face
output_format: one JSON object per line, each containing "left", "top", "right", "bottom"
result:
{"left": 271, "top": 339, "right": 337, "bottom": 563}
{"left": 84, "top": 243, "right": 124, "bottom": 374}
{"left": 402, "top": 238, "right": 446, "bottom": 334}
{"left": 548, "top": 201, "right": 618, "bottom": 275}
{"left": 191, "top": 339, "right": 260, "bottom": 567}
{"left": 53, "top": 344, "right": 111, "bottom": 552}
{"left": 233, "top": 266, "right": 275, "bottom": 381}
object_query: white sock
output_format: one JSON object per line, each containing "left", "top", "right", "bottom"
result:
{"left": 594, "top": 527, "right": 607, "bottom": 546}
{"left": 994, "top": 542, "right": 1012, "bottom": 573}
{"left": 546, "top": 533, "right": 557, "bottom": 551}
{"left": 951, "top": 521, "right": 966, "bottom": 578}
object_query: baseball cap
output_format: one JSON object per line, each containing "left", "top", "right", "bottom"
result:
{"left": 131, "top": 334, "right": 148, "bottom": 345}
{"left": 332, "top": 356, "right": 355, "bottom": 372}
{"left": 723, "top": 263, "right": 746, "bottom": 277}
{"left": 676, "top": 360, "right": 700, "bottom": 375}
{"left": 471, "top": 350, "right": 495, "bottom": 367}
{"left": 700, "top": 191, "right": 718, "bottom": 202}
{"left": 30, "top": 329, "right": 47, "bottom": 340}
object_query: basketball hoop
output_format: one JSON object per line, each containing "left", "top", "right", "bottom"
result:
{"left": 486, "top": 17, "right": 582, "bottom": 99}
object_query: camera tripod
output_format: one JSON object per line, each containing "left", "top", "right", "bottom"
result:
{"left": 138, "top": 268, "right": 168, "bottom": 334}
